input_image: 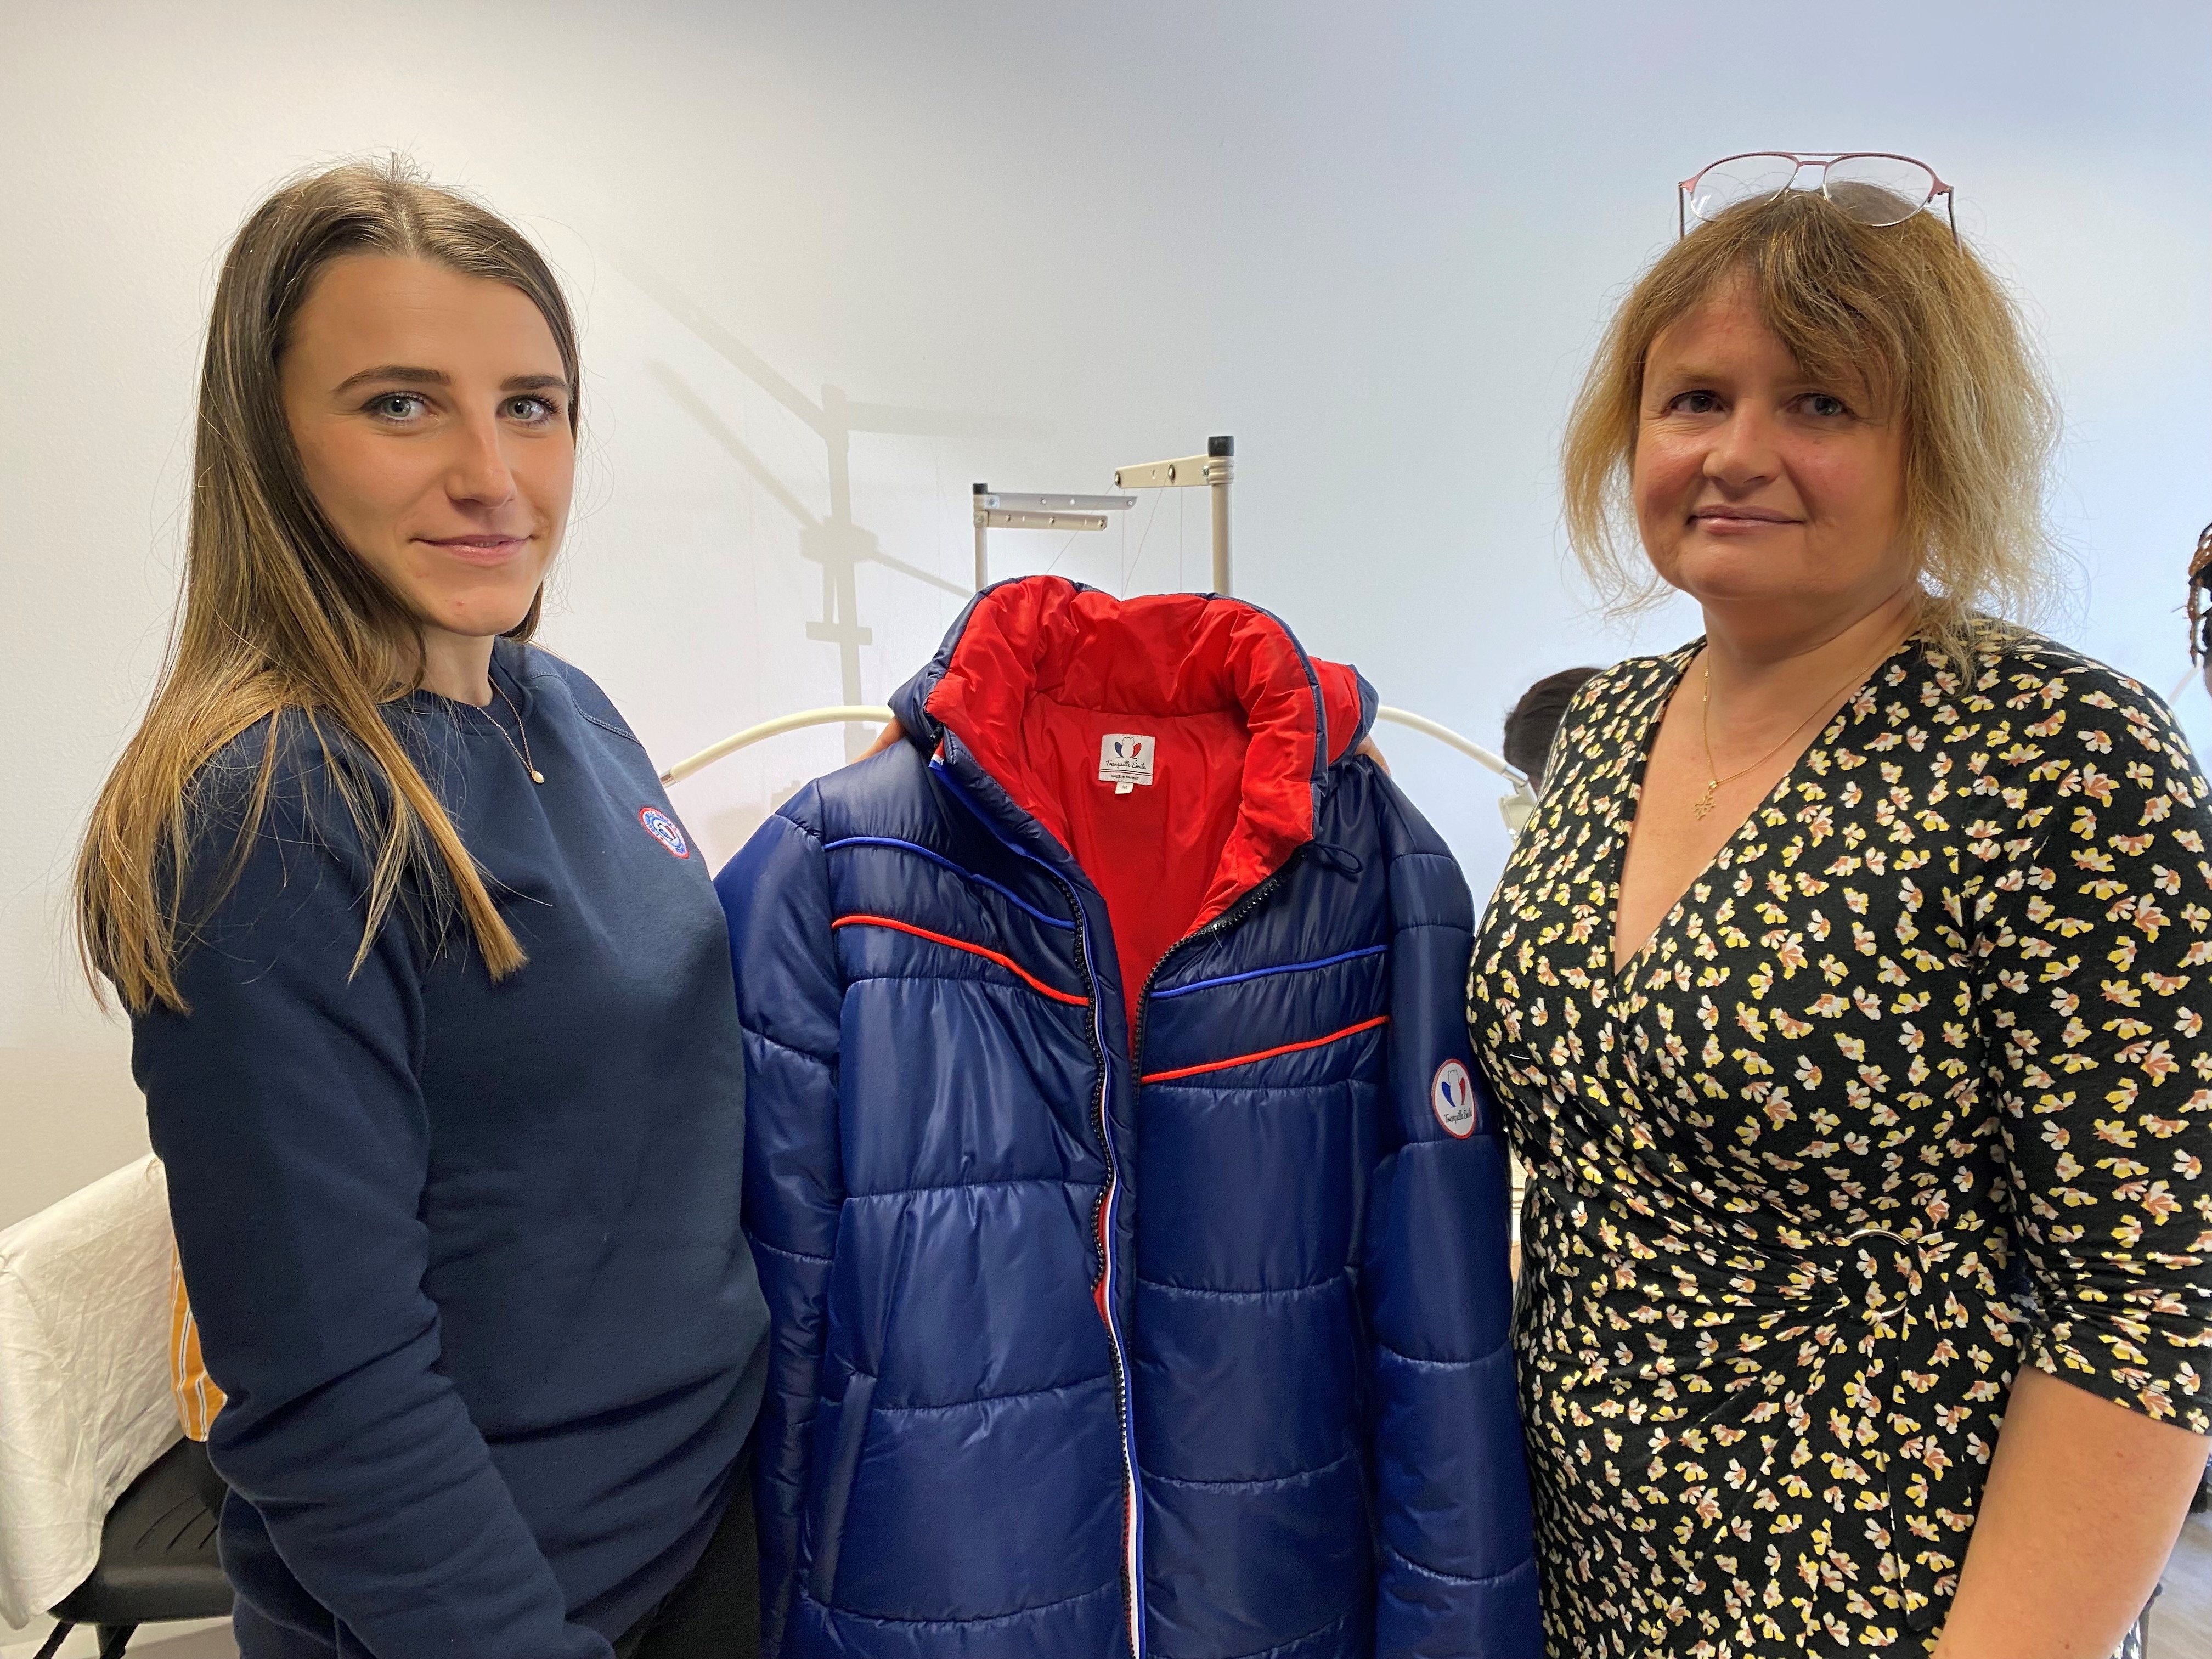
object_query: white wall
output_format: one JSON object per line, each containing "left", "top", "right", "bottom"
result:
{"left": 4, "top": 0, "right": 2209, "bottom": 1229}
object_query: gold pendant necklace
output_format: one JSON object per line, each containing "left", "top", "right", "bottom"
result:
{"left": 1694, "top": 642, "right": 1898, "bottom": 819}
{"left": 481, "top": 678, "right": 545, "bottom": 784}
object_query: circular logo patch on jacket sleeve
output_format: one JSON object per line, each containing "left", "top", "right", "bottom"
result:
{"left": 1431, "top": 1058, "right": 1478, "bottom": 1138}
{"left": 639, "top": 806, "right": 691, "bottom": 859}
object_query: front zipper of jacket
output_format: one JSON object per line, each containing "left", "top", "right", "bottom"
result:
{"left": 1090, "top": 860, "right": 1293, "bottom": 1654}
{"left": 1129, "top": 864, "right": 1293, "bottom": 1080}
{"left": 929, "top": 758, "right": 1316, "bottom": 1657}
{"left": 926, "top": 758, "right": 1148, "bottom": 1656}
{"left": 1050, "top": 866, "right": 1147, "bottom": 1657}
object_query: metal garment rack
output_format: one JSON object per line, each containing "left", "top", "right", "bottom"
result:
{"left": 972, "top": 434, "right": 1234, "bottom": 594}
{"left": 969, "top": 490, "right": 1132, "bottom": 585}
{"left": 661, "top": 434, "right": 1537, "bottom": 830}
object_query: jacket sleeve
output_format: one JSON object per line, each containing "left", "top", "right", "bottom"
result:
{"left": 714, "top": 800, "right": 845, "bottom": 1656}
{"left": 1363, "top": 799, "right": 1543, "bottom": 1657}
{"left": 134, "top": 734, "right": 608, "bottom": 1659}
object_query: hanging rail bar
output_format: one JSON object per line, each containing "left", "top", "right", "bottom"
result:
{"left": 1373, "top": 706, "right": 1519, "bottom": 779}
{"left": 971, "top": 482, "right": 1133, "bottom": 589}
{"left": 659, "top": 704, "right": 894, "bottom": 787}
{"left": 1374, "top": 706, "right": 1539, "bottom": 833}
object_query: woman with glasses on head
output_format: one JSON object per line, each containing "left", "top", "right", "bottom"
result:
{"left": 75, "top": 159, "right": 768, "bottom": 1658}
{"left": 1469, "top": 160, "right": 2212, "bottom": 1657}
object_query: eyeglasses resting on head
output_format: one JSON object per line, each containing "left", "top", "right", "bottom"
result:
{"left": 1678, "top": 151, "right": 1957, "bottom": 243}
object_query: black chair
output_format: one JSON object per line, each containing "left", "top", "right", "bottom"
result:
{"left": 34, "top": 1438, "right": 231, "bottom": 1659}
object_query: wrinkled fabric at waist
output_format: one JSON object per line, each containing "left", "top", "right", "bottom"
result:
{"left": 1516, "top": 1174, "right": 2034, "bottom": 1638}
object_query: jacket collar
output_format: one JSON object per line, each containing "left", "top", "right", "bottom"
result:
{"left": 891, "top": 575, "right": 1373, "bottom": 932}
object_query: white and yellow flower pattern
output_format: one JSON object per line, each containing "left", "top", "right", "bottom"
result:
{"left": 1469, "top": 631, "right": 2212, "bottom": 1657}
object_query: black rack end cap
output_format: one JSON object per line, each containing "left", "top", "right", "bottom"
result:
{"left": 1207, "top": 435, "right": 1233, "bottom": 456}
{"left": 972, "top": 482, "right": 989, "bottom": 493}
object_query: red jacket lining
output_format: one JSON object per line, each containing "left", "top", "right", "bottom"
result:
{"left": 925, "top": 578, "right": 1362, "bottom": 1028}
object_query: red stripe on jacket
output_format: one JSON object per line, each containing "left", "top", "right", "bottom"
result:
{"left": 1139, "top": 1014, "right": 1390, "bottom": 1084}
{"left": 831, "top": 915, "right": 1089, "bottom": 1006}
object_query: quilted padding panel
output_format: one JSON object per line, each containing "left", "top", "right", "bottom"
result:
{"left": 721, "top": 582, "right": 1539, "bottom": 1659}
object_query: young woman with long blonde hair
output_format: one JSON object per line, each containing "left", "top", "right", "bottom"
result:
{"left": 76, "top": 159, "right": 767, "bottom": 1659}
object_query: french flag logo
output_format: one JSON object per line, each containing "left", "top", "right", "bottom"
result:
{"left": 1098, "top": 733, "right": 1157, "bottom": 794}
{"left": 1431, "top": 1059, "right": 1478, "bottom": 1138}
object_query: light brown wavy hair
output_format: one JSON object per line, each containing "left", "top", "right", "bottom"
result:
{"left": 1559, "top": 187, "right": 2061, "bottom": 662}
{"left": 77, "top": 156, "right": 579, "bottom": 1013}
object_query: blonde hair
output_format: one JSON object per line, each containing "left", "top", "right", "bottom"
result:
{"left": 1559, "top": 188, "right": 2061, "bottom": 661}
{"left": 77, "top": 156, "right": 579, "bottom": 1013}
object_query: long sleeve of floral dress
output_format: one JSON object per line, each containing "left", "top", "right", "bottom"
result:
{"left": 1976, "top": 654, "right": 2212, "bottom": 1425}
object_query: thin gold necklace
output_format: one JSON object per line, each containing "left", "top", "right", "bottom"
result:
{"left": 478, "top": 676, "right": 544, "bottom": 784}
{"left": 1692, "top": 644, "right": 1894, "bottom": 820}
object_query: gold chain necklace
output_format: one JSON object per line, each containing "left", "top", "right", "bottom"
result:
{"left": 1691, "top": 644, "right": 1894, "bottom": 820}
{"left": 478, "top": 677, "right": 544, "bottom": 784}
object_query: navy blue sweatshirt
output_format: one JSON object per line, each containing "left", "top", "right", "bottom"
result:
{"left": 133, "top": 641, "right": 768, "bottom": 1658}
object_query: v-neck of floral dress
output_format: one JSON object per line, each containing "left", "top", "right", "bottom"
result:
{"left": 1469, "top": 629, "right": 2212, "bottom": 1657}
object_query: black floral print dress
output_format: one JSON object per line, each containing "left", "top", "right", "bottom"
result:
{"left": 1468, "top": 629, "right": 2212, "bottom": 1657}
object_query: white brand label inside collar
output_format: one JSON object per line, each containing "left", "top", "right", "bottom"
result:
{"left": 1098, "top": 734, "right": 1156, "bottom": 795}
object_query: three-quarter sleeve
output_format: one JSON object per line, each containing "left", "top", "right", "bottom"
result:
{"left": 1979, "top": 664, "right": 2212, "bottom": 1432}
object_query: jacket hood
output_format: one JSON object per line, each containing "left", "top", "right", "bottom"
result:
{"left": 890, "top": 576, "right": 1375, "bottom": 941}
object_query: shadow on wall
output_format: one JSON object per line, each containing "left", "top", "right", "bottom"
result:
{"left": 612, "top": 249, "right": 1042, "bottom": 762}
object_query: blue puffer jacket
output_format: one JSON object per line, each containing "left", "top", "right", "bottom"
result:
{"left": 716, "top": 577, "right": 1538, "bottom": 1659}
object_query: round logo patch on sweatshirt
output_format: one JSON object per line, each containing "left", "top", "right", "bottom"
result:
{"left": 639, "top": 806, "right": 691, "bottom": 859}
{"left": 1431, "top": 1059, "right": 1478, "bottom": 1138}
